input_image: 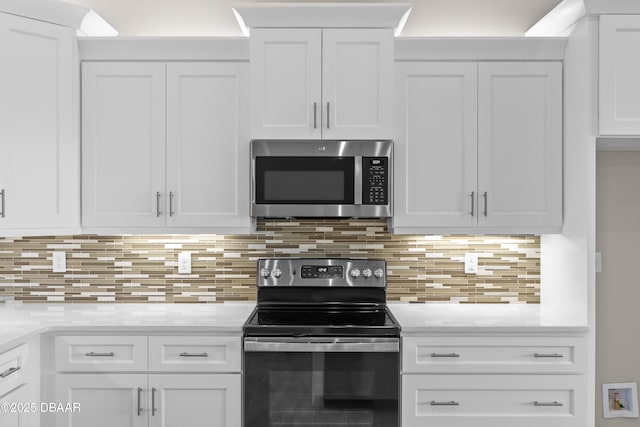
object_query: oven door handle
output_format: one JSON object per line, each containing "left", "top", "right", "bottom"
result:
{"left": 244, "top": 337, "right": 399, "bottom": 353}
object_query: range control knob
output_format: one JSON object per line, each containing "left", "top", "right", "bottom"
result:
{"left": 362, "top": 268, "right": 372, "bottom": 278}
{"left": 350, "top": 268, "right": 361, "bottom": 278}
{"left": 260, "top": 268, "right": 271, "bottom": 278}
{"left": 272, "top": 268, "right": 282, "bottom": 279}
{"left": 374, "top": 268, "right": 384, "bottom": 279}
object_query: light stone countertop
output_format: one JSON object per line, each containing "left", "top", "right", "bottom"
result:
{"left": 0, "top": 302, "right": 590, "bottom": 352}
{"left": 0, "top": 303, "right": 256, "bottom": 352}
{"left": 388, "top": 303, "right": 590, "bottom": 334}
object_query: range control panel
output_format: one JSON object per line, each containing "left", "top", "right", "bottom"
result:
{"left": 362, "top": 157, "right": 388, "bottom": 205}
{"left": 258, "top": 258, "right": 387, "bottom": 288}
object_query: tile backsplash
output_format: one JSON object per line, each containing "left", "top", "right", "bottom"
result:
{"left": 0, "top": 219, "right": 540, "bottom": 304}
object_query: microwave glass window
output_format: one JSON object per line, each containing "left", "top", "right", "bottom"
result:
{"left": 256, "top": 157, "right": 354, "bottom": 204}
{"left": 264, "top": 170, "right": 345, "bottom": 201}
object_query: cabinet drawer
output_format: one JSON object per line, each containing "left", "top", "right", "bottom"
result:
{"left": 0, "top": 344, "right": 28, "bottom": 396}
{"left": 54, "top": 336, "right": 148, "bottom": 372}
{"left": 403, "top": 336, "right": 586, "bottom": 374}
{"left": 148, "top": 336, "right": 241, "bottom": 372}
{"left": 402, "top": 374, "right": 587, "bottom": 427}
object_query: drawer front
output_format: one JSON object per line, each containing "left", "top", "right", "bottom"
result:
{"left": 402, "top": 374, "right": 587, "bottom": 427}
{"left": 0, "top": 344, "right": 28, "bottom": 396}
{"left": 402, "top": 336, "right": 587, "bottom": 374}
{"left": 54, "top": 336, "right": 148, "bottom": 372}
{"left": 148, "top": 336, "right": 241, "bottom": 372}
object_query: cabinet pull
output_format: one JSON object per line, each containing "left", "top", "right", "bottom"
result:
{"left": 0, "top": 366, "right": 20, "bottom": 378}
{"left": 430, "top": 401, "right": 459, "bottom": 406}
{"left": 430, "top": 353, "right": 460, "bottom": 358}
{"left": 326, "top": 102, "right": 330, "bottom": 129}
{"left": 470, "top": 191, "right": 475, "bottom": 217}
{"left": 85, "top": 352, "right": 115, "bottom": 357}
{"left": 483, "top": 191, "right": 488, "bottom": 216}
{"left": 137, "top": 387, "right": 142, "bottom": 416}
{"left": 534, "top": 353, "right": 564, "bottom": 358}
{"left": 0, "top": 189, "right": 5, "bottom": 218}
{"left": 151, "top": 387, "right": 157, "bottom": 416}
{"left": 156, "top": 191, "right": 161, "bottom": 217}
{"left": 533, "top": 401, "right": 563, "bottom": 407}
{"left": 179, "top": 352, "right": 208, "bottom": 358}
{"left": 313, "top": 102, "right": 317, "bottom": 129}
{"left": 169, "top": 191, "right": 174, "bottom": 217}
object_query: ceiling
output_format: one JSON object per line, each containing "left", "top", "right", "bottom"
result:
{"left": 63, "top": 0, "right": 563, "bottom": 37}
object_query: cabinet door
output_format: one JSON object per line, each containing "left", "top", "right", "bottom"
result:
{"left": 148, "top": 374, "right": 241, "bottom": 427}
{"left": 250, "top": 28, "right": 321, "bottom": 139}
{"left": 322, "top": 29, "right": 394, "bottom": 140}
{"left": 478, "top": 62, "right": 562, "bottom": 230}
{"left": 0, "top": 384, "right": 31, "bottom": 427}
{"left": 82, "top": 62, "right": 166, "bottom": 228}
{"left": 600, "top": 15, "right": 640, "bottom": 135}
{"left": 166, "top": 62, "right": 250, "bottom": 229}
{"left": 0, "top": 13, "right": 77, "bottom": 233}
{"left": 54, "top": 374, "right": 148, "bottom": 427}
{"left": 394, "top": 62, "right": 478, "bottom": 230}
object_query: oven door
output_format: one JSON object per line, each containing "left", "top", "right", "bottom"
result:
{"left": 244, "top": 337, "right": 399, "bottom": 427}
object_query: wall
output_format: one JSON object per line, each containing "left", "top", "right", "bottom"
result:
{"left": 596, "top": 151, "right": 640, "bottom": 425}
{"left": 0, "top": 219, "right": 540, "bottom": 303}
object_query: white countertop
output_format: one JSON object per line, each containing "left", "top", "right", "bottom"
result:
{"left": 388, "top": 303, "right": 589, "bottom": 333}
{"left": 0, "top": 303, "right": 256, "bottom": 352}
{"left": 0, "top": 302, "right": 589, "bottom": 352}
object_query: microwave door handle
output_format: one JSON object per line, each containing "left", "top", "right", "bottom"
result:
{"left": 354, "top": 156, "right": 362, "bottom": 205}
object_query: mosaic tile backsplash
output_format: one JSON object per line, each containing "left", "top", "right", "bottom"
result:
{"left": 0, "top": 219, "right": 540, "bottom": 304}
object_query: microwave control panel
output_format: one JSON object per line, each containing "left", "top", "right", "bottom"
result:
{"left": 362, "top": 157, "right": 388, "bottom": 205}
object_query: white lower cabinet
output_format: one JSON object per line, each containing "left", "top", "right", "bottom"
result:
{"left": 53, "top": 335, "right": 241, "bottom": 427}
{"left": 401, "top": 334, "right": 587, "bottom": 427}
{"left": 0, "top": 339, "right": 40, "bottom": 427}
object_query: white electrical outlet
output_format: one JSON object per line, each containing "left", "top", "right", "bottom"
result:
{"left": 464, "top": 253, "right": 478, "bottom": 274}
{"left": 52, "top": 251, "right": 66, "bottom": 273}
{"left": 178, "top": 252, "right": 191, "bottom": 274}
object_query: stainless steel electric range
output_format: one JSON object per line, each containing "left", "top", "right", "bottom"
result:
{"left": 243, "top": 258, "right": 400, "bottom": 427}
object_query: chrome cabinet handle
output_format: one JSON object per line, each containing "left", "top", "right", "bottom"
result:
{"left": 534, "top": 353, "right": 564, "bottom": 358}
{"left": 156, "top": 192, "right": 161, "bottom": 217}
{"left": 179, "top": 352, "right": 208, "bottom": 357}
{"left": 85, "top": 352, "right": 115, "bottom": 357}
{"left": 169, "top": 191, "right": 174, "bottom": 217}
{"left": 0, "top": 189, "right": 5, "bottom": 218}
{"left": 534, "top": 401, "right": 563, "bottom": 407}
{"left": 430, "top": 353, "right": 460, "bottom": 358}
{"left": 313, "top": 102, "right": 317, "bottom": 129}
{"left": 470, "top": 191, "right": 475, "bottom": 217}
{"left": 483, "top": 191, "right": 488, "bottom": 216}
{"left": 151, "top": 387, "right": 157, "bottom": 416}
{"left": 0, "top": 366, "right": 20, "bottom": 378}
{"left": 137, "top": 387, "right": 142, "bottom": 416}
{"left": 431, "top": 401, "right": 459, "bottom": 406}
{"left": 326, "top": 102, "right": 330, "bottom": 129}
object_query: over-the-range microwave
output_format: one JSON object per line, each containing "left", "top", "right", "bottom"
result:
{"left": 250, "top": 140, "right": 392, "bottom": 218}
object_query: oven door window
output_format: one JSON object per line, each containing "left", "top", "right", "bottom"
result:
{"left": 244, "top": 351, "right": 398, "bottom": 427}
{"left": 255, "top": 157, "right": 355, "bottom": 204}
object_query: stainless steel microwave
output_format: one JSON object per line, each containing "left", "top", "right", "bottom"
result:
{"left": 251, "top": 140, "right": 392, "bottom": 218}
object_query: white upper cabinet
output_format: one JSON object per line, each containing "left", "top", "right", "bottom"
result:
{"left": 478, "top": 62, "right": 563, "bottom": 230}
{"left": 394, "top": 61, "right": 562, "bottom": 233}
{"left": 394, "top": 62, "right": 478, "bottom": 228}
{"left": 599, "top": 15, "right": 640, "bottom": 135}
{"left": 82, "top": 61, "right": 250, "bottom": 233}
{"left": 250, "top": 28, "right": 394, "bottom": 140}
{"left": 0, "top": 13, "right": 79, "bottom": 235}
{"left": 166, "top": 62, "right": 249, "bottom": 229}
{"left": 82, "top": 62, "right": 166, "bottom": 228}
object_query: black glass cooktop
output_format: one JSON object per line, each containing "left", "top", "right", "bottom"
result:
{"left": 243, "top": 307, "right": 400, "bottom": 337}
